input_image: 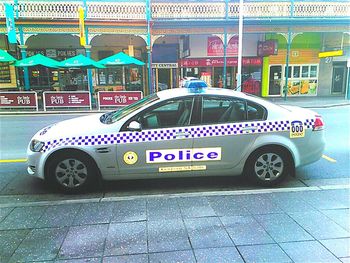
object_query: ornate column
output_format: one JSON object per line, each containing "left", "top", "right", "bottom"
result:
{"left": 19, "top": 28, "right": 30, "bottom": 91}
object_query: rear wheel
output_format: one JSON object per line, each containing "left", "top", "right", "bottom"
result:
{"left": 245, "top": 147, "right": 291, "bottom": 186}
{"left": 47, "top": 152, "right": 97, "bottom": 193}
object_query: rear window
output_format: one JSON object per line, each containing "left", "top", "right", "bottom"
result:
{"left": 247, "top": 101, "right": 267, "bottom": 120}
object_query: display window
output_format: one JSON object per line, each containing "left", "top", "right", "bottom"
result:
{"left": 268, "top": 64, "right": 318, "bottom": 96}
{"left": 285, "top": 64, "right": 318, "bottom": 95}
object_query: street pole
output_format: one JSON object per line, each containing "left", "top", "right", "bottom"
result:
{"left": 237, "top": 0, "right": 243, "bottom": 91}
{"left": 19, "top": 28, "right": 30, "bottom": 91}
{"left": 146, "top": 0, "right": 152, "bottom": 95}
{"left": 346, "top": 59, "right": 350, "bottom": 100}
{"left": 223, "top": 28, "right": 227, "bottom": 89}
{"left": 284, "top": 0, "right": 294, "bottom": 101}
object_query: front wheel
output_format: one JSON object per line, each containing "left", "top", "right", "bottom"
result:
{"left": 47, "top": 152, "right": 97, "bottom": 193}
{"left": 245, "top": 147, "right": 291, "bottom": 186}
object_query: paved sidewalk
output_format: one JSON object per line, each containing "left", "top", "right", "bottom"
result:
{"left": 0, "top": 186, "right": 349, "bottom": 263}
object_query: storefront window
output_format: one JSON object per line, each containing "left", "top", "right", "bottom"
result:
{"left": 287, "top": 64, "right": 318, "bottom": 95}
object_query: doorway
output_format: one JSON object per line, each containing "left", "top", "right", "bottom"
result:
{"left": 332, "top": 65, "right": 347, "bottom": 94}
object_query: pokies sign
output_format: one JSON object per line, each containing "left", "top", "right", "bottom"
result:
{"left": 98, "top": 91, "right": 143, "bottom": 109}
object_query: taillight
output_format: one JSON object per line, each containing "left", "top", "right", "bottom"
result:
{"left": 313, "top": 115, "right": 324, "bottom": 131}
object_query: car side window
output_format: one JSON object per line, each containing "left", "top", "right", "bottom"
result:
{"left": 125, "top": 97, "right": 195, "bottom": 130}
{"left": 201, "top": 96, "right": 246, "bottom": 124}
{"left": 246, "top": 101, "right": 267, "bottom": 121}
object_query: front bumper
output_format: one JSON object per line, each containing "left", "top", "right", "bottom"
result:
{"left": 27, "top": 148, "right": 45, "bottom": 179}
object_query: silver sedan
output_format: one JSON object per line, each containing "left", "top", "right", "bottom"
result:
{"left": 27, "top": 88, "right": 325, "bottom": 193}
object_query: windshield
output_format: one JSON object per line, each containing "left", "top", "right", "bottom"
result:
{"left": 100, "top": 93, "right": 159, "bottom": 124}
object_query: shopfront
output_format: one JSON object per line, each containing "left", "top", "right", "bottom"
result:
{"left": 264, "top": 33, "right": 321, "bottom": 97}
{"left": 17, "top": 48, "right": 88, "bottom": 92}
{"left": 179, "top": 57, "right": 262, "bottom": 95}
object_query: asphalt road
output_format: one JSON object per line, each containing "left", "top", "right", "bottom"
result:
{"left": 0, "top": 106, "right": 349, "bottom": 197}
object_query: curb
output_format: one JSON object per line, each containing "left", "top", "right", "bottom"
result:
{"left": 0, "top": 184, "right": 348, "bottom": 208}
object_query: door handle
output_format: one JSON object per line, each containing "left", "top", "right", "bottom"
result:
{"left": 175, "top": 132, "right": 191, "bottom": 138}
{"left": 241, "top": 127, "right": 258, "bottom": 132}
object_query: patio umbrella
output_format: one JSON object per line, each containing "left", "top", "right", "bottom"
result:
{"left": 98, "top": 52, "right": 145, "bottom": 66}
{"left": 59, "top": 54, "right": 105, "bottom": 69}
{"left": 15, "top": 54, "right": 60, "bottom": 68}
{"left": 0, "top": 49, "right": 17, "bottom": 63}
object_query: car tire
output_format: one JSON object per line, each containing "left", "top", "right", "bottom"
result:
{"left": 47, "top": 152, "right": 97, "bottom": 193}
{"left": 245, "top": 147, "right": 291, "bottom": 186}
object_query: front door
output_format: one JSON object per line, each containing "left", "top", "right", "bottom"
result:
{"left": 269, "top": 65, "right": 282, "bottom": 96}
{"left": 332, "top": 66, "right": 346, "bottom": 94}
{"left": 115, "top": 96, "right": 195, "bottom": 178}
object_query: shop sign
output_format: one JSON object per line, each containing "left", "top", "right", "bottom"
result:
{"left": 257, "top": 40, "right": 278, "bottom": 57}
{"left": 207, "top": 36, "right": 238, "bottom": 56}
{"left": 43, "top": 91, "right": 91, "bottom": 111}
{"left": 98, "top": 91, "right": 143, "bottom": 109}
{"left": 0, "top": 92, "right": 38, "bottom": 110}
{"left": 179, "top": 57, "right": 262, "bottom": 67}
{"left": 152, "top": 63, "right": 178, "bottom": 69}
{"left": 46, "top": 49, "right": 57, "bottom": 58}
{"left": 27, "top": 50, "right": 45, "bottom": 57}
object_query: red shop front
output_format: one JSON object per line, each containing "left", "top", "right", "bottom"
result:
{"left": 178, "top": 57, "right": 263, "bottom": 96}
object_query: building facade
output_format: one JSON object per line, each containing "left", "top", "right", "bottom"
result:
{"left": 0, "top": 0, "right": 349, "bottom": 98}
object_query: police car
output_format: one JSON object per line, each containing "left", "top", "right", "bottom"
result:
{"left": 27, "top": 87, "right": 325, "bottom": 193}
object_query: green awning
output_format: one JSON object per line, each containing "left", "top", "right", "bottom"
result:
{"left": 59, "top": 54, "right": 105, "bottom": 69}
{"left": 98, "top": 52, "right": 145, "bottom": 66}
{"left": 0, "top": 49, "right": 17, "bottom": 63}
{"left": 15, "top": 54, "right": 60, "bottom": 68}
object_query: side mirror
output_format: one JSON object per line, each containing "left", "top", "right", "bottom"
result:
{"left": 127, "top": 121, "right": 142, "bottom": 131}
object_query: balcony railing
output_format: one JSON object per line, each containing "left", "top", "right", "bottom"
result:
{"left": 0, "top": 1, "right": 349, "bottom": 20}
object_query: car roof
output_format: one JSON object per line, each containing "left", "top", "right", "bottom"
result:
{"left": 156, "top": 87, "right": 285, "bottom": 113}
{"left": 157, "top": 87, "right": 247, "bottom": 100}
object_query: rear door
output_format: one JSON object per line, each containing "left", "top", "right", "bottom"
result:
{"left": 192, "top": 95, "right": 264, "bottom": 174}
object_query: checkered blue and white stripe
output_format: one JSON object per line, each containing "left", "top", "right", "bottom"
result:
{"left": 41, "top": 118, "right": 315, "bottom": 152}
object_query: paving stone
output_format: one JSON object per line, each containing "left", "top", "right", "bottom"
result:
{"left": 104, "top": 221, "right": 147, "bottom": 256}
{"left": 74, "top": 202, "right": 114, "bottom": 225}
{"left": 149, "top": 250, "right": 196, "bottom": 263}
{"left": 177, "top": 197, "right": 216, "bottom": 218}
{"left": 208, "top": 196, "right": 250, "bottom": 216}
{"left": 320, "top": 238, "right": 350, "bottom": 258}
{"left": 37, "top": 204, "right": 81, "bottom": 228}
{"left": 58, "top": 224, "right": 108, "bottom": 259}
{"left": 194, "top": 247, "right": 244, "bottom": 263}
{"left": 184, "top": 217, "right": 233, "bottom": 249}
{"left": 322, "top": 209, "right": 350, "bottom": 231}
{"left": 235, "top": 194, "right": 283, "bottom": 214}
{"left": 111, "top": 200, "right": 146, "bottom": 223}
{"left": 147, "top": 198, "right": 182, "bottom": 220}
{"left": 254, "top": 213, "right": 314, "bottom": 242}
{"left": 0, "top": 207, "right": 13, "bottom": 223}
{"left": 289, "top": 211, "right": 350, "bottom": 239}
{"left": 221, "top": 216, "right": 274, "bottom": 245}
{"left": 300, "top": 190, "right": 349, "bottom": 210}
{"left": 271, "top": 192, "right": 317, "bottom": 213}
{"left": 148, "top": 219, "right": 191, "bottom": 253}
{"left": 280, "top": 240, "right": 341, "bottom": 263}
{"left": 55, "top": 258, "right": 102, "bottom": 263}
{"left": 0, "top": 206, "right": 47, "bottom": 230}
{"left": 103, "top": 254, "right": 148, "bottom": 263}
{"left": 0, "top": 229, "right": 29, "bottom": 263}
{"left": 238, "top": 244, "right": 292, "bottom": 263}
{"left": 9, "top": 227, "right": 68, "bottom": 262}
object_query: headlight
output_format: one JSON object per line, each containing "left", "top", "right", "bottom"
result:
{"left": 30, "top": 139, "right": 45, "bottom": 152}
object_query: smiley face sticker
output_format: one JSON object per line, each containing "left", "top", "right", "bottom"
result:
{"left": 123, "top": 151, "right": 138, "bottom": 165}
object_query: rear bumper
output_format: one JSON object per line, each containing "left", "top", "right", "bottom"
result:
{"left": 297, "top": 130, "right": 326, "bottom": 167}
